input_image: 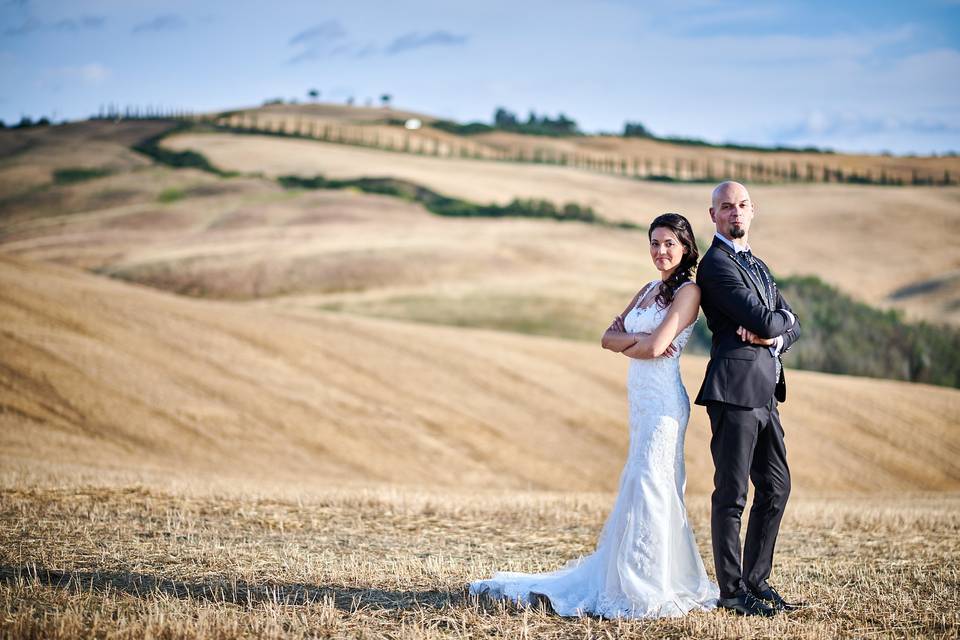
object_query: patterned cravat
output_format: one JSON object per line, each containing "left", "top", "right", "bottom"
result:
{"left": 737, "top": 249, "right": 760, "bottom": 288}
{"left": 737, "top": 250, "right": 772, "bottom": 306}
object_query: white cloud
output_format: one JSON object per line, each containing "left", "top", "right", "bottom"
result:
{"left": 2, "top": 14, "right": 106, "bottom": 36}
{"left": 41, "top": 63, "right": 112, "bottom": 87}
{"left": 131, "top": 14, "right": 186, "bottom": 34}
{"left": 289, "top": 20, "right": 347, "bottom": 47}
{"left": 384, "top": 30, "right": 468, "bottom": 55}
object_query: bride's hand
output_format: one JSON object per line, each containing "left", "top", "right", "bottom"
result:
{"left": 608, "top": 316, "right": 626, "bottom": 332}
{"left": 660, "top": 343, "right": 678, "bottom": 358}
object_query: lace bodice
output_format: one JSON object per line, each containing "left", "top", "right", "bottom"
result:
{"left": 623, "top": 281, "right": 696, "bottom": 416}
{"left": 623, "top": 280, "right": 696, "bottom": 356}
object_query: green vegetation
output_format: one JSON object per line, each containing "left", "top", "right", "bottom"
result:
{"left": 780, "top": 275, "right": 959, "bottom": 387}
{"left": 491, "top": 108, "right": 579, "bottom": 137}
{"left": 52, "top": 167, "right": 111, "bottom": 184}
{"left": 132, "top": 124, "right": 234, "bottom": 176}
{"left": 428, "top": 107, "right": 580, "bottom": 137}
{"left": 157, "top": 188, "right": 185, "bottom": 203}
{"left": 278, "top": 174, "right": 639, "bottom": 229}
{"left": 687, "top": 275, "right": 960, "bottom": 388}
{"left": 664, "top": 135, "right": 832, "bottom": 155}
{"left": 429, "top": 120, "right": 496, "bottom": 135}
{"left": 10, "top": 116, "right": 52, "bottom": 129}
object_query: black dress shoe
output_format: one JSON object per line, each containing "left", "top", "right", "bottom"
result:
{"left": 750, "top": 586, "right": 803, "bottom": 612}
{"left": 717, "top": 592, "right": 777, "bottom": 617}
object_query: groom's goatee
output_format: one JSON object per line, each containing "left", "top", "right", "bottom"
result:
{"left": 730, "top": 227, "right": 746, "bottom": 238}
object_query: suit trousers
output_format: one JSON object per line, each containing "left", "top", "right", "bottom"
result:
{"left": 707, "top": 398, "right": 791, "bottom": 598}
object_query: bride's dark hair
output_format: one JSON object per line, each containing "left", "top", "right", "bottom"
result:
{"left": 649, "top": 213, "right": 699, "bottom": 308}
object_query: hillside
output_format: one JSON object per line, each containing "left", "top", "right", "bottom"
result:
{"left": 161, "top": 130, "right": 960, "bottom": 326}
{"left": 0, "top": 120, "right": 170, "bottom": 198}
{"left": 2, "top": 254, "right": 958, "bottom": 494}
{"left": 2, "top": 120, "right": 958, "bottom": 386}
{"left": 3, "top": 120, "right": 956, "bottom": 329}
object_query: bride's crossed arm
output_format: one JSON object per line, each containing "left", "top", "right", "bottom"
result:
{"left": 601, "top": 284, "right": 701, "bottom": 359}
{"left": 601, "top": 288, "right": 643, "bottom": 353}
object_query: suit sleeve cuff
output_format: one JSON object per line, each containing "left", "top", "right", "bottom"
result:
{"left": 769, "top": 335, "right": 784, "bottom": 357}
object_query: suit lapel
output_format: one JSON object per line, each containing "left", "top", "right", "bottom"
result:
{"left": 710, "top": 237, "right": 770, "bottom": 308}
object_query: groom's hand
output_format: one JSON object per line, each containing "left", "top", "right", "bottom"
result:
{"left": 737, "top": 326, "right": 775, "bottom": 346}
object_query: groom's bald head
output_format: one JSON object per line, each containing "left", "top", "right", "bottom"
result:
{"left": 709, "top": 181, "right": 754, "bottom": 242}
{"left": 711, "top": 181, "right": 750, "bottom": 210}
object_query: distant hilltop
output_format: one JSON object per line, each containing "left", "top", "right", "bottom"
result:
{"left": 7, "top": 100, "right": 959, "bottom": 186}
{"left": 138, "top": 102, "right": 960, "bottom": 186}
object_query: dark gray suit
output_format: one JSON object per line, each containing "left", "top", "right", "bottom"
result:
{"left": 695, "top": 235, "right": 801, "bottom": 598}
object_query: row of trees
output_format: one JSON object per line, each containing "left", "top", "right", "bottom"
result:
{"left": 493, "top": 108, "right": 579, "bottom": 136}
{"left": 214, "top": 112, "right": 956, "bottom": 186}
{"left": 1, "top": 104, "right": 196, "bottom": 128}
{"left": 93, "top": 104, "right": 196, "bottom": 120}
{"left": 431, "top": 108, "right": 580, "bottom": 137}
{"left": 263, "top": 91, "right": 394, "bottom": 108}
{"left": 0, "top": 116, "right": 53, "bottom": 128}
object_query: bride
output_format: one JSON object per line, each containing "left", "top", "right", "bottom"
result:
{"left": 469, "top": 213, "right": 719, "bottom": 618}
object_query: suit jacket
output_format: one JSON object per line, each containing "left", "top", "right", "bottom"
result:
{"left": 695, "top": 236, "right": 801, "bottom": 408}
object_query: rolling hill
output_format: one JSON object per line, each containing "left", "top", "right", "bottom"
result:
{"left": 161, "top": 130, "right": 960, "bottom": 326}
{"left": 2, "top": 254, "right": 958, "bottom": 494}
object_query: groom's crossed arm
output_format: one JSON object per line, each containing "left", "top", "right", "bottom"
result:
{"left": 699, "top": 258, "right": 797, "bottom": 341}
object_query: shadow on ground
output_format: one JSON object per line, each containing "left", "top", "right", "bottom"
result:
{"left": 1, "top": 564, "right": 472, "bottom": 612}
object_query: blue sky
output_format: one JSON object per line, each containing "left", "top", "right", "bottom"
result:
{"left": 2, "top": 0, "right": 959, "bottom": 154}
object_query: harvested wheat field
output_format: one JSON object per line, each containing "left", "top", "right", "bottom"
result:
{"left": 163, "top": 131, "right": 960, "bottom": 325}
{"left": 2, "top": 481, "right": 958, "bottom": 639}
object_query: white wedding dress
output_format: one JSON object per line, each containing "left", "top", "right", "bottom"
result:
{"left": 469, "top": 281, "right": 719, "bottom": 618}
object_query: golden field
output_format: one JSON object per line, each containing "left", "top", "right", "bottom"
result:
{"left": 2, "top": 115, "right": 960, "bottom": 638}
{"left": 2, "top": 483, "right": 958, "bottom": 639}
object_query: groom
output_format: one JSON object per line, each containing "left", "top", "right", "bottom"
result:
{"left": 695, "top": 181, "right": 802, "bottom": 616}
